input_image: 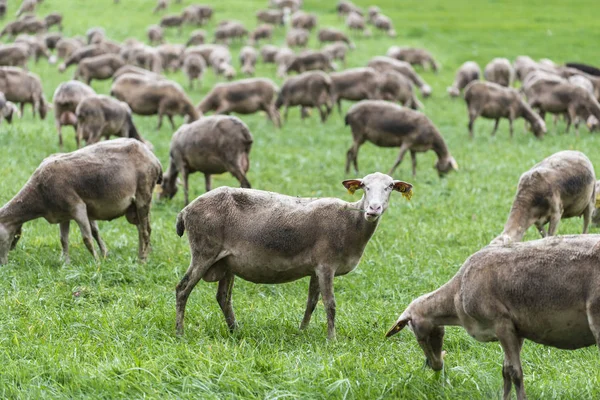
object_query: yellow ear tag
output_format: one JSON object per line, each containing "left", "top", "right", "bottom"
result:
{"left": 347, "top": 184, "right": 360, "bottom": 195}
{"left": 155, "top": 184, "right": 164, "bottom": 194}
{"left": 401, "top": 188, "right": 413, "bottom": 201}
{"left": 595, "top": 194, "right": 600, "bottom": 208}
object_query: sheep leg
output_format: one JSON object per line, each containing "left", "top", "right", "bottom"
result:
{"left": 73, "top": 204, "right": 97, "bottom": 260}
{"left": 19, "top": 102, "right": 24, "bottom": 118}
{"left": 337, "top": 98, "right": 343, "bottom": 115}
{"left": 204, "top": 173, "right": 212, "bottom": 192}
{"left": 89, "top": 220, "right": 108, "bottom": 258}
{"left": 491, "top": 119, "right": 500, "bottom": 136}
{"left": 283, "top": 105, "right": 289, "bottom": 121}
{"left": 468, "top": 110, "right": 477, "bottom": 139}
{"left": 134, "top": 204, "right": 152, "bottom": 262}
{"left": 56, "top": 122, "right": 63, "bottom": 149}
{"left": 388, "top": 143, "right": 410, "bottom": 175}
{"left": 216, "top": 272, "right": 237, "bottom": 331}
{"left": 497, "top": 323, "right": 525, "bottom": 400}
{"left": 583, "top": 200, "right": 593, "bottom": 234}
{"left": 59, "top": 221, "right": 70, "bottom": 264}
{"left": 300, "top": 274, "right": 320, "bottom": 330}
{"left": 317, "top": 104, "right": 327, "bottom": 123}
{"left": 316, "top": 266, "right": 337, "bottom": 341}
{"left": 156, "top": 113, "right": 164, "bottom": 130}
{"left": 264, "top": 104, "right": 281, "bottom": 128}
{"left": 410, "top": 150, "right": 417, "bottom": 177}
{"left": 168, "top": 115, "right": 176, "bottom": 131}
{"left": 565, "top": 113, "right": 572, "bottom": 134}
{"left": 228, "top": 167, "right": 251, "bottom": 189}
{"left": 345, "top": 140, "right": 362, "bottom": 175}
{"left": 181, "top": 168, "right": 189, "bottom": 205}
{"left": 535, "top": 222, "right": 547, "bottom": 238}
{"left": 547, "top": 213, "right": 561, "bottom": 236}
{"left": 509, "top": 117, "right": 514, "bottom": 138}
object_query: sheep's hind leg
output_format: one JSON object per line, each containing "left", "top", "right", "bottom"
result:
{"left": 586, "top": 295, "right": 600, "bottom": 351}
{"left": 59, "top": 221, "right": 70, "bottom": 264}
{"left": 496, "top": 322, "right": 525, "bottom": 400}
{"left": 72, "top": 204, "right": 97, "bottom": 260}
{"left": 216, "top": 271, "right": 237, "bottom": 331}
{"left": 388, "top": 143, "right": 410, "bottom": 176}
{"left": 491, "top": 118, "right": 500, "bottom": 136}
{"left": 89, "top": 220, "right": 108, "bottom": 258}
{"left": 300, "top": 274, "right": 320, "bottom": 330}
{"left": 583, "top": 200, "right": 593, "bottom": 234}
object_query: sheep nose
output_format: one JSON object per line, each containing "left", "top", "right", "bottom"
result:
{"left": 368, "top": 205, "right": 382, "bottom": 213}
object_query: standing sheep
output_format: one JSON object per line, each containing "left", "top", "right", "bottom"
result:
{"left": 182, "top": 53, "right": 206, "bottom": 89}
{"left": 52, "top": 80, "right": 96, "bottom": 148}
{"left": 275, "top": 70, "right": 334, "bottom": 123}
{"left": 74, "top": 53, "right": 125, "bottom": 85}
{"left": 0, "top": 66, "right": 48, "bottom": 119}
{"left": 147, "top": 25, "right": 164, "bottom": 45}
{"left": 387, "top": 47, "right": 439, "bottom": 72}
{"left": 484, "top": 57, "right": 515, "bottom": 87}
{"left": 447, "top": 61, "right": 480, "bottom": 97}
{"left": 239, "top": 46, "right": 258, "bottom": 76}
{"left": 317, "top": 28, "right": 355, "bottom": 49}
{"left": 368, "top": 56, "right": 432, "bottom": 98}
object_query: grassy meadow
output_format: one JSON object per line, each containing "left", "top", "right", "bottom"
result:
{"left": 1, "top": 0, "right": 600, "bottom": 398}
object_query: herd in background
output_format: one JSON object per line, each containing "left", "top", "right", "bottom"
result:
{"left": 0, "top": 1, "right": 599, "bottom": 399}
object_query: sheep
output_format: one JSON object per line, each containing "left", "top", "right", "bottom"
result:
{"left": 275, "top": 70, "right": 334, "bottom": 123}
{"left": 0, "top": 92, "right": 20, "bottom": 124}
{"left": 490, "top": 150, "right": 595, "bottom": 245}
{"left": 56, "top": 38, "right": 83, "bottom": 60}
{"left": 387, "top": 47, "right": 439, "bottom": 73}
{"left": 181, "top": 4, "right": 213, "bottom": 24}
{"left": 322, "top": 41, "right": 348, "bottom": 66}
{"left": 183, "top": 44, "right": 227, "bottom": 65}
{"left": 275, "top": 47, "right": 294, "bottom": 77}
{"left": 86, "top": 27, "right": 105, "bottom": 44}
{"left": 43, "top": 32, "right": 63, "bottom": 50}
{"left": 368, "top": 56, "right": 432, "bottom": 98}
{"left": 0, "top": 1, "right": 5, "bottom": 19}
{"left": 464, "top": 81, "right": 547, "bottom": 138}
{"left": 249, "top": 24, "right": 273, "bottom": 46}
{"left": 44, "top": 13, "right": 63, "bottom": 31}
{"left": 386, "top": 234, "right": 600, "bottom": 400}
{"left": 286, "top": 28, "right": 309, "bottom": 48}
{"left": 345, "top": 100, "right": 457, "bottom": 177}
{"left": 260, "top": 44, "right": 279, "bottom": 63}
{"left": 153, "top": 0, "right": 167, "bottom": 13}
{"left": 127, "top": 45, "right": 163, "bottom": 74}
{"left": 484, "top": 57, "right": 515, "bottom": 87}
{"left": 378, "top": 70, "right": 423, "bottom": 110}
{"left": 186, "top": 30, "right": 206, "bottom": 47}
{"left": 15, "top": 34, "right": 53, "bottom": 64}
{"left": 197, "top": 78, "right": 281, "bottom": 127}
{"left": 175, "top": 171, "right": 413, "bottom": 339}
{"left": 182, "top": 53, "right": 205, "bottom": 89}
{"left": 158, "top": 116, "right": 253, "bottom": 205}
{"left": 112, "top": 65, "right": 165, "bottom": 81}
{"left": 208, "top": 46, "right": 235, "bottom": 79}
{"left": 317, "top": 28, "right": 354, "bottom": 49}
{"left": 52, "top": 80, "right": 97, "bottom": 148}
{"left": 58, "top": 44, "right": 111, "bottom": 73}
{"left": 346, "top": 11, "right": 370, "bottom": 36}
{"left": 291, "top": 11, "right": 317, "bottom": 30}
{"left": 269, "top": 0, "right": 302, "bottom": 11}
{"left": 447, "top": 61, "right": 480, "bottom": 97}
{"left": 372, "top": 14, "right": 395, "bottom": 36}
{"left": 330, "top": 67, "right": 381, "bottom": 113}
{"left": 337, "top": 0, "right": 362, "bottom": 17}
{"left": 0, "top": 44, "right": 30, "bottom": 68}
{"left": 16, "top": 0, "right": 37, "bottom": 16}
{"left": 239, "top": 46, "right": 258, "bottom": 76}
{"left": 157, "top": 43, "right": 184, "bottom": 72}
{"left": 75, "top": 95, "right": 146, "bottom": 147}
{"left": 285, "top": 50, "right": 336, "bottom": 75}
{"left": 0, "top": 139, "right": 162, "bottom": 265}
{"left": 160, "top": 14, "right": 184, "bottom": 35}
{"left": 513, "top": 55, "right": 540, "bottom": 82}
{"left": 147, "top": 25, "right": 164, "bottom": 45}
{"left": 256, "top": 9, "right": 284, "bottom": 25}
{"left": 111, "top": 73, "right": 200, "bottom": 130}
{"left": 0, "top": 20, "right": 27, "bottom": 39}
{"left": 214, "top": 21, "right": 248, "bottom": 44}
{"left": 0, "top": 66, "right": 48, "bottom": 119}
{"left": 367, "top": 6, "right": 380, "bottom": 22}
{"left": 73, "top": 53, "right": 125, "bottom": 85}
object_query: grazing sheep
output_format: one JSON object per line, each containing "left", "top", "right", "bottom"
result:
{"left": 52, "top": 80, "right": 97, "bottom": 148}
{"left": 186, "top": 30, "right": 206, "bottom": 47}
{"left": 181, "top": 4, "right": 213, "bottom": 24}
{"left": 58, "top": 44, "right": 111, "bottom": 72}
{"left": 322, "top": 41, "right": 348, "bottom": 66}
{"left": 387, "top": 47, "right": 439, "bottom": 73}
{"left": 330, "top": 67, "right": 381, "bottom": 113}
{"left": 368, "top": 56, "right": 432, "bottom": 98}
{"left": 15, "top": 34, "right": 53, "bottom": 63}
{"left": 75, "top": 95, "right": 145, "bottom": 147}
{"left": 269, "top": 0, "right": 302, "bottom": 11}
{"left": 0, "top": 66, "right": 48, "bottom": 119}
{"left": 175, "top": 171, "right": 413, "bottom": 339}
{"left": 44, "top": 13, "right": 63, "bottom": 31}
{"left": 484, "top": 57, "right": 515, "bottom": 87}
{"left": 43, "top": 32, "right": 63, "bottom": 50}
{"left": 291, "top": 11, "right": 317, "bottom": 30}
{"left": 182, "top": 53, "right": 205, "bottom": 89}
{"left": 160, "top": 14, "right": 184, "bottom": 34}
{"left": 260, "top": 44, "right": 279, "bottom": 63}
{"left": 0, "top": 139, "right": 162, "bottom": 264}
{"left": 0, "top": 44, "right": 30, "bottom": 68}
{"left": 153, "top": 0, "right": 168, "bottom": 13}
{"left": 16, "top": 0, "right": 37, "bottom": 16}
{"left": 386, "top": 234, "right": 600, "bottom": 400}
{"left": 275, "top": 70, "right": 334, "bottom": 122}
{"left": 490, "top": 151, "right": 595, "bottom": 245}
{"left": 378, "top": 70, "right": 423, "bottom": 110}
{"left": 249, "top": 24, "right": 273, "bottom": 46}
{"left": 346, "top": 11, "right": 370, "bottom": 36}
{"left": 367, "top": 6, "right": 380, "bottom": 22}
{"left": 111, "top": 73, "right": 200, "bottom": 129}
{"left": 184, "top": 44, "right": 227, "bottom": 64}
{"left": 239, "top": 46, "right": 258, "bottom": 76}
{"left": 56, "top": 37, "right": 83, "bottom": 60}
{"left": 127, "top": 45, "right": 163, "bottom": 74}
{"left": 286, "top": 28, "right": 309, "bottom": 48}
{"left": 337, "top": 0, "right": 362, "bottom": 17}
{"left": 157, "top": 43, "right": 184, "bottom": 72}
{"left": 513, "top": 55, "right": 540, "bottom": 82}
{"left": 447, "top": 61, "right": 480, "bottom": 97}
{"left": 317, "top": 28, "right": 354, "bottom": 49}
{"left": 345, "top": 100, "right": 457, "bottom": 177}
{"left": 275, "top": 47, "right": 294, "bottom": 77}
{"left": 159, "top": 116, "right": 253, "bottom": 205}
{"left": 197, "top": 78, "right": 281, "bottom": 127}
{"left": 86, "top": 27, "right": 105, "bottom": 44}
{"left": 113, "top": 65, "right": 165, "bottom": 81}
{"left": 372, "top": 14, "right": 395, "bottom": 36}
{"left": 18, "top": 17, "right": 47, "bottom": 35}
{"left": 74, "top": 53, "right": 125, "bottom": 85}
{"left": 214, "top": 21, "right": 248, "bottom": 44}
{"left": 0, "top": 20, "right": 26, "bottom": 39}
{"left": 285, "top": 50, "right": 335, "bottom": 75}
{"left": 208, "top": 46, "right": 235, "bottom": 79}
{"left": 464, "top": 81, "right": 547, "bottom": 138}
{"left": 256, "top": 9, "right": 284, "bottom": 25}
{"left": 147, "top": 25, "right": 164, "bottom": 45}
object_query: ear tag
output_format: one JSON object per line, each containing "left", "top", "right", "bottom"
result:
{"left": 347, "top": 184, "right": 360, "bottom": 195}
{"left": 401, "top": 188, "right": 413, "bottom": 201}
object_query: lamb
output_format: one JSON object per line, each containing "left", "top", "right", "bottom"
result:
{"left": 74, "top": 53, "right": 125, "bottom": 85}
{"left": 386, "top": 234, "right": 600, "bottom": 400}
{"left": 248, "top": 24, "right": 273, "bottom": 46}
{"left": 275, "top": 70, "right": 334, "bottom": 123}
{"left": 185, "top": 30, "right": 206, "bottom": 47}
{"left": 447, "top": 61, "right": 480, "bottom": 97}
{"left": 386, "top": 47, "right": 439, "bottom": 73}
{"left": 256, "top": 9, "right": 284, "bottom": 25}
{"left": 345, "top": 100, "right": 457, "bottom": 177}
{"left": 111, "top": 73, "right": 200, "bottom": 129}
{"left": 44, "top": 13, "right": 63, "bottom": 31}
{"left": 372, "top": 14, "right": 396, "bottom": 37}
{"left": 330, "top": 67, "right": 381, "bottom": 113}
{"left": 322, "top": 41, "right": 348, "bottom": 66}
{"left": 317, "top": 28, "right": 355, "bottom": 49}
{"left": 464, "top": 81, "right": 547, "bottom": 138}
{"left": 484, "top": 57, "right": 515, "bottom": 87}
{"left": 197, "top": 78, "right": 281, "bottom": 127}
{"left": 291, "top": 11, "right": 317, "bottom": 30}
{"left": 368, "top": 56, "right": 432, "bottom": 98}
{"left": 0, "top": 139, "right": 162, "bottom": 265}
{"left": 182, "top": 53, "right": 205, "bottom": 89}
{"left": 239, "top": 46, "right": 257, "bottom": 76}
{"left": 286, "top": 28, "right": 309, "bottom": 48}
{"left": 160, "top": 14, "right": 184, "bottom": 35}
{"left": 285, "top": 50, "right": 336, "bottom": 75}
{"left": 175, "top": 172, "right": 413, "bottom": 339}
{"left": 0, "top": 44, "right": 30, "bottom": 68}
{"left": 147, "top": 25, "right": 164, "bottom": 45}
{"left": 158, "top": 116, "right": 253, "bottom": 205}
{"left": 0, "top": 66, "right": 48, "bottom": 119}
{"left": 490, "top": 150, "right": 595, "bottom": 245}
{"left": 52, "top": 80, "right": 97, "bottom": 148}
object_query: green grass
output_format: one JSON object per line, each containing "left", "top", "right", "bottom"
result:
{"left": 1, "top": 0, "right": 600, "bottom": 398}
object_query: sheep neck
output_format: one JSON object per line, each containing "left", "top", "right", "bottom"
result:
{"left": 0, "top": 183, "right": 46, "bottom": 227}
{"left": 415, "top": 275, "right": 461, "bottom": 327}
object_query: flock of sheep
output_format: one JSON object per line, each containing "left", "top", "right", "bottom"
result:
{"left": 1, "top": 0, "right": 600, "bottom": 399}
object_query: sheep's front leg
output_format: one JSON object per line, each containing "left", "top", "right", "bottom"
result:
{"left": 547, "top": 213, "right": 561, "bottom": 236}
{"left": 410, "top": 150, "right": 417, "bottom": 177}
{"left": 491, "top": 118, "right": 500, "bottom": 136}
{"left": 496, "top": 323, "right": 525, "bottom": 400}
{"left": 204, "top": 173, "right": 212, "bottom": 193}
{"left": 388, "top": 143, "right": 410, "bottom": 176}
{"left": 300, "top": 274, "right": 320, "bottom": 330}
{"left": 59, "top": 221, "right": 70, "bottom": 264}
{"left": 583, "top": 200, "right": 593, "bottom": 234}
{"left": 73, "top": 204, "right": 97, "bottom": 260}
{"left": 345, "top": 140, "right": 362, "bottom": 175}
{"left": 216, "top": 272, "right": 237, "bottom": 331}
{"left": 534, "top": 221, "right": 547, "bottom": 238}
{"left": 316, "top": 266, "right": 336, "bottom": 340}
{"left": 89, "top": 220, "right": 108, "bottom": 257}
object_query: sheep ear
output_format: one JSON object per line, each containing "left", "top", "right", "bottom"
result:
{"left": 342, "top": 179, "right": 363, "bottom": 195}
{"left": 450, "top": 157, "right": 459, "bottom": 171}
{"left": 386, "top": 317, "right": 410, "bottom": 337}
{"left": 393, "top": 180, "right": 413, "bottom": 200}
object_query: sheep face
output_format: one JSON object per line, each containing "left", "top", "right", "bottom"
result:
{"left": 0, "top": 223, "right": 19, "bottom": 265}
{"left": 342, "top": 172, "right": 412, "bottom": 222}
{"left": 435, "top": 157, "right": 458, "bottom": 177}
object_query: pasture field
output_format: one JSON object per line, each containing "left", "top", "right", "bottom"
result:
{"left": 1, "top": 0, "right": 600, "bottom": 398}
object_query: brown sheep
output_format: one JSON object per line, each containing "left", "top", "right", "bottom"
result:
{"left": 286, "top": 28, "right": 309, "bottom": 48}
{"left": 44, "top": 13, "right": 63, "bottom": 31}
{"left": 337, "top": 0, "right": 363, "bottom": 17}
{"left": 275, "top": 70, "right": 334, "bottom": 123}
{"left": 291, "top": 11, "right": 318, "bottom": 30}
{"left": 153, "top": 0, "right": 167, "bottom": 14}
{"left": 52, "top": 80, "right": 97, "bottom": 148}
{"left": 74, "top": 53, "right": 125, "bottom": 85}
{"left": 56, "top": 38, "right": 83, "bottom": 60}
{"left": 322, "top": 41, "right": 348, "bottom": 66}
{"left": 160, "top": 14, "right": 184, "bottom": 35}
{"left": 330, "top": 67, "right": 381, "bottom": 113}
{"left": 317, "top": 27, "right": 354, "bottom": 49}
{"left": 256, "top": 9, "right": 284, "bottom": 25}
{"left": 86, "top": 27, "right": 105, "bottom": 44}
{"left": 0, "top": 66, "right": 48, "bottom": 119}
{"left": 111, "top": 73, "right": 200, "bottom": 129}
{"left": 147, "top": 25, "right": 164, "bottom": 45}
{"left": 239, "top": 46, "right": 258, "bottom": 76}
{"left": 0, "top": 44, "right": 30, "bottom": 68}
{"left": 157, "top": 43, "right": 184, "bottom": 72}
{"left": 345, "top": 100, "right": 457, "bottom": 177}
{"left": 249, "top": 24, "right": 273, "bottom": 46}
{"left": 447, "top": 61, "right": 480, "bottom": 97}
{"left": 182, "top": 53, "right": 206, "bottom": 89}
{"left": 346, "top": 11, "right": 370, "bottom": 36}
{"left": 15, "top": 34, "right": 53, "bottom": 64}
{"left": 285, "top": 50, "right": 335, "bottom": 75}
{"left": 58, "top": 44, "right": 111, "bottom": 72}
{"left": 197, "top": 78, "right": 280, "bottom": 127}
{"left": 214, "top": 21, "right": 248, "bottom": 44}
{"left": 368, "top": 56, "right": 432, "bottom": 98}
{"left": 484, "top": 57, "right": 515, "bottom": 87}
{"left": 378, "top": 70, "right": 423, "bottom": 110}
{"left": 387, "top": 46, "right": 439, "bottom": 73}
{"left": 275, "top": 47, "right": 294, "bottom": 77}
{"left": 186, "top": 30, "right": 206, "bottom": 47}
{"left": 372, "top": 14, "right": 395, "bottom": 36}
{"left": 260, "top": 44, "right": 279, "bottom": 63}
{"left": 159, "top": 116, "right": 253, "bottom": 205}
{"left": 16, "top": 0, "right": 37, "bottom": 16}
{"left": 43, "top": 32, "right": 63, "bottom": 50}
